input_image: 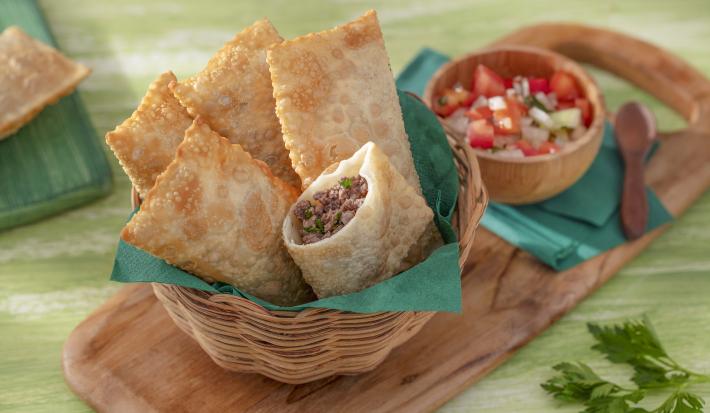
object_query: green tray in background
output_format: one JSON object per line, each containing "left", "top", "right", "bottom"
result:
{"left": 0, "top": 0, "right": 112, "bottom": 231}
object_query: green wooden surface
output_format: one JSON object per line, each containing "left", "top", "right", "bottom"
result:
{"left": 1, "top": 1, "right": 709, "bottom": 412}
{"left": 0, "top": 0, "right": 113, "bottom": 231}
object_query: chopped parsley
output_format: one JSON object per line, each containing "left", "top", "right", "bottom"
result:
{"left": 525, "top": 95, "right": 550, "bottom": 113}
{"left": 437, "top": 96, "right": 448, "bottom": 106}
{"left": 314, "top": 218, "right": 325, "bottom": 233}
{"left": 334, "top": 211, "right": 342, "bottom": 225}
{"left": 339, "top": 177, "right": 352, "bottom": 189}
{"left": 303, "top": 217, "right": 324, "bottom": 234}
{"left": 304, "top": 206, "right": 313, "bottom": 220}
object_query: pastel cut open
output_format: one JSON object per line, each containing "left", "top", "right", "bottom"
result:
{"left": 283, "top": 142, "right": 433, "bottom": 298}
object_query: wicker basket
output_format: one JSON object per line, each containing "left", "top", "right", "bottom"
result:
{"left": 131, "top": 112, "right": 488, "bottom": 384}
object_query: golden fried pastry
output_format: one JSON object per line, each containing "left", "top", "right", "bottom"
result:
{"left": 170, "top": 19, "right": 300, "bottom": 188}
{"left": 0, "top": 26, "right": 90, "bottom": 139}
{"left": 121, "top": 118, "right": 313, "bottom": 306}
{"left": 267, "top": 10, "right": 418, "bottom": 191}
{"left": 105, "top": 71, "right": 193, "bottom": 199}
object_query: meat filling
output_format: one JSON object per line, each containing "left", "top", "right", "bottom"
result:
{"left": 294, "top": 175, "right": 368, "bottom": 244}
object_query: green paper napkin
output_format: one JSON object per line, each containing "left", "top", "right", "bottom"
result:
{"left": 111, "top": 91, "right": 463, "bottom": 313}
{"left": 0, "top": 0, "right": 113, "bottom": 231}
{"left": 396, "top": 48, "right": 673, "bottom": 271}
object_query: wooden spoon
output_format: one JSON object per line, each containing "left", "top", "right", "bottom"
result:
{"left": 614, "top": 102, "right": 657, "bottom": 240}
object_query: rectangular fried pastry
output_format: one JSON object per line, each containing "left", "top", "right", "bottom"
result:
{"left": 170, "top": 19, "right": 300, "bottom": 188}
{"left": 105, "top": 71, "right": 193, "bottom": 199}
{"left": 0, "top": 26, "right": 90, "bottom": 140}
{"left": 121, "top": 118, "right": 313, "bottom": 306}
{"left": 267, "top": 10, "right": 419, "bottom": 191}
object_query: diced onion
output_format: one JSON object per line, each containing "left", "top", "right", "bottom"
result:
{"left": 445, "top": 108, "right": 469, "bottom": 136}
{"left": 521, "top": 125, "right": 550, "bottom": 148}
{"left": 530, "top": 107, "right": 555, "bottom": 129}
{"left": 496, "top": 148, "right": 525, "bottom": 158}
{"left": 498, "top": 117, "right": 512, "bottom": 130}
{"left": 472, "top": 96, "right": 488, "bottom": 109}
{"left": 547, "top": 92, "right": 558, "bottom": 107}
{"left": 488, "top": 96, "right": 507, "bottom": 110}
{"left": 521, "top": 78, "right": 530, "bottom": 97}
{"left": 534, "top": 92, "right": 554, "bottom": 111}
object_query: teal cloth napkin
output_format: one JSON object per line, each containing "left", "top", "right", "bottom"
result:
{"left": 396, "top": 48, "right": 673, "bottom": 271}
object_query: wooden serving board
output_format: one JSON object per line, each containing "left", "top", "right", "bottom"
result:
{"left": 62, "top": 24, "right": 710, "bottom": 413}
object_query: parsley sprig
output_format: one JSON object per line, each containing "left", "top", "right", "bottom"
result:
{"left": 542, "top": 317, "right": 708, "bottom": 413}
{"left": 588, "top": 316, "right": 709, "bottom": 389}
{"left": 542, "top": 362, "right": 645, "bottom": 412}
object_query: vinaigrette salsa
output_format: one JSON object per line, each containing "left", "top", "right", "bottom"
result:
{"left": 434, "top": 64, "right": 593, "bottom": 157}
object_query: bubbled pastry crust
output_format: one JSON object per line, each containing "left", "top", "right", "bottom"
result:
{"left": 105, "top": 71, "right": 193, "bottom": 199}
{"left": 0, "top": 27, "right": 90, "bottom": 140}
{"left": 121, "top": 118, "right": 313, "bottom": 306}
{"left": 170, "top": 19, "right": 300, "bottom": 188}
{"left": 267, "top": 10, "right": 420, "bottom": 191}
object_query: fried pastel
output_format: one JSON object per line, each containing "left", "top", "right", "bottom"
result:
{"left": 0, "top": 26, "right": 90, "bottom": 140}
{"left": 267, "top": 10, "right": 418, "bottom": 190}
{"left": 105, "top": 71, "right": 193, "bottom": 199}
{"left": 170, "top": 19, "right": 300, "bottom": 188}
{"left": 121, "top": 118, "right": 313, "bottom": 306}
{"left": 283, "top": 142, "right": 432, "bottom": 298}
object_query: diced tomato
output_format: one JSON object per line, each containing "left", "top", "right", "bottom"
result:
{"left": 465, "top": 106, "right": 493, "bottom": 121}
{"left": 574, "top": 98, "right": 592, "bottom": 127}
{"left": 467, "top": 119, "right": 495, "bottom": 149}
{"left": 472, "top": 64, "right": 506, "bottom": 98}
{"left": 528, "top": 77, "right": 550, "bottom": 94}
{"left": 516, "top": 140, "right": 538, "bottom": 157}
{"left": 491, "top": 97, "right": 525, "bottom": 135}
{"left": 461, "top": 91, "right": 476, "bottom": 108}
{"left": 469, "top": 136, "right": 495, "bottom": 149}
{"left": 506, "top": 97, "right": 528, "bottom": 117}
{"left": 433, "top": 99, "right": 458, "bottom": 117}
{"left": 493, "top": 111, "right": 520, "bottom": 135}
{"left": 550, "top": 71, "right": 581, "bottom": 101}
{"left": 503, "top": 78, "right": 514, "bottom": 89}
{"left": 538, "top": 141, "right": 560, "bottom": 155}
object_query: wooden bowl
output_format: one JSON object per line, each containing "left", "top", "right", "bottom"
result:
{"left": 424, "top": 46, "right": 606, "bottom": 204}
{"left": 132, "top": 114, "right": 489, "bottom": 384}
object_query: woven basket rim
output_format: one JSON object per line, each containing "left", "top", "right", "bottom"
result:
{"left": 132, "top": 94, "right": 488, "bottom": 317}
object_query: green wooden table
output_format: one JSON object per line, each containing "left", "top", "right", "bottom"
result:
{"left": 1, "top": 1, "right": 709, "bottom": 411}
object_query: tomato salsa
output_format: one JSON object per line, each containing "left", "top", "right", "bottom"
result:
{"left": 434, "top": 64, "right": 593, "bottom": 157}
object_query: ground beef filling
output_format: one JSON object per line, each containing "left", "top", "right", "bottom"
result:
{"left": 294, "top": 175, "right": 368, "bottom": 244}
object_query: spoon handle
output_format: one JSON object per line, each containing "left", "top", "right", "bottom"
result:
{"left": 620, "top": 155, "right": 649, "bottom": 240}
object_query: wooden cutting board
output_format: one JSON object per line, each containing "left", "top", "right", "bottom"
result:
{"left": 62, "top": 23, "right": 710, "bottom": 413}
